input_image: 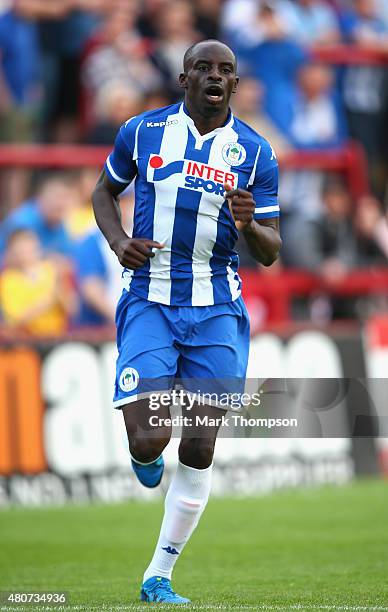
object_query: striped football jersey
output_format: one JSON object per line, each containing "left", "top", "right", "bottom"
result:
{"left": 105, "top": 102, "right": 279, "bottom": 306}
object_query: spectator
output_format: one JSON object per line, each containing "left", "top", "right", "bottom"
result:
{"left": 74, "top": 229, "right": 122, "bottom": 326}
{"left": 193, "top": 0, "right": 222, "bottom": 40}
{"left": 231, "top": 76, "right": 292, "bottom": 156}
{"left": 340, "top": 0, "right": 388, "bottom": 46}
{"left": 74, "top": 193, "right": 134, "bottom": 326}
{"left": 0, "top": 229, "right": 76, "bottom": 335}
{"left": 222, "top": 0, "right": 340, "bottom": 47}
{"left": 228, "top": 2, "right": 307, "bottom": 135}
{"left": 278, "top": 0, "right": 341, "bottom": 46}
{"left": 0, "top": 2, "right": 41, "bottom": 216}
{"left": 143, "top": 89, "right": 172, "bottom": 112}
{"left": 225, "top": 1, "right": 288, "bottom": 47}
{"left": 0, "top": 2, "right": 41, "bottom": 142}
{"left": 353, "top": 194, "right": 388, "bottom": 263}
{"left": 288, "top": 62, "right": 346, "bottom": 149}
{"left": 136, "top": 0, "right": 166, "bottom": 39}
{"left": 375, "top": 0, "right": 388, "bottom": 30}
{"left": 0, "top": 173, "right": 75, "bottom": 261}
{"left": 282, "top": 179, "right": 357, "bottom": 272}
{"left": 221, "top": 0, "right": 278, "bottom": 46}
{"left": 276, "top": 180, "right": 388, "bottom": 272}
{"left": 15, "top": 0, "right": 107, "bottom": 141}
{"left": 66, "top": 168, "right": 99, "bottom": 240}
{"left": 150, "top": 0, "right": 201, "bottom": 101}
{"left": 279, "top": 62, "right": 346, "bottom": 219}
{"left": 82, "top": 4, "right": 161, "bottom": 127}
{"left": 340, "top": 0, "right": 388, "bottom": 195}
{"left": 86, "top": 81, "right": 143, "bottom": 145}
{"left": 282, "top": 179, "right": 358, "bottom": 320}
{"left": 315, "top": 180, "right": 358, "bottom": 276}
{"left": 221, "top": 0, "right": 256, "bottom": 35}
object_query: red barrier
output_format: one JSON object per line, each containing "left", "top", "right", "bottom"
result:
{"left": 312, "top": 44, "right": 388, "bottom": 66}
{"left": 281, "top": 143, "right": 369, "bottom": 198}
{"left": 0, "top": 145, "right": 110, "bottom": 168}
{"left": 0, "top": 142, "right": 380, "bottom": 327}
{"left": 0, "top": 268, "right": 386, "bottom": 336}
{"left": 241, "top": 268, "right": 388, "bottom": 324}
{"left": 0, "top": 142, "right": 369, "bottom": 198}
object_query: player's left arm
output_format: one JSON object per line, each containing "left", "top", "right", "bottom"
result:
{"left": 243, "top": 215, "right": 281, "bottom": 267}
{"left": 225, "top": 186, "right": 281, "bottom": 266}
{"left": 225, "top": 139, "right": 281, "bottom": 266}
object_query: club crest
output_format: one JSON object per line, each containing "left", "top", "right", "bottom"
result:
{"left": 222, "top": 142, "right": 247, "bottom": 167}
{"left": 119, "top": 367, "right": 139, "bottom": 392}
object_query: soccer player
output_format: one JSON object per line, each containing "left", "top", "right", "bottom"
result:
{"left": 92, "top": 40, "right": 281, "bottom": 604}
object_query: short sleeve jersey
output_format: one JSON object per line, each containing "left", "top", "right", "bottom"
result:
{"left": 105, "top": 102, "right": 279, "bottom": 306}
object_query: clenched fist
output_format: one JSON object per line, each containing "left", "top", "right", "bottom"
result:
{"left": 114, "top": 238, "right": 164, "bottom": 270}
{"left": 224, "top": 183, "right": 255, "bottom": 231}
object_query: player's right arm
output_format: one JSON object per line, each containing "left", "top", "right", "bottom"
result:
{"left": 92, "top": 123, "right": 163, "bottom": 270}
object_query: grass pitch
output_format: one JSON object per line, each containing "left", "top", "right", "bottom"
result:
{"left": 0, "top": 480, "right": 387, "bottom": 611}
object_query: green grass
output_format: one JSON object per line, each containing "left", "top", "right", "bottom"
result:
{"left": 0, "top": 480, "right": 387, "bottom": 611}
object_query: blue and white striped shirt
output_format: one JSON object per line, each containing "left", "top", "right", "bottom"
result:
{"left": 105, "top": 102, "right": 279, "bottom": 306}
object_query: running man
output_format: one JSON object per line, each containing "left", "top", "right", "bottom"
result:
{"left": 92, "top": 39, "right": 281, "bottom": 604}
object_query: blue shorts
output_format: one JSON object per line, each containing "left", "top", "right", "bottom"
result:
{"left": 113, "top": 291, "right": 250, "bottom": 409}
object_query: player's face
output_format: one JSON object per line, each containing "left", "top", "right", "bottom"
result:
{"left": 180, "top": 43, "right": 239, "bottom": 115}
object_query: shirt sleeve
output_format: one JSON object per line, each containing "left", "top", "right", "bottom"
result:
{"left": 250, "top": 139, "right": 280, "bottom": 220}
{"left": 104, "top": 120, "right": 138, "bottom": 186}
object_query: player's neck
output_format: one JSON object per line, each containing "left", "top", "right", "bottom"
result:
{"left": 185, "top": 100, "right": 229, "bottom": 136}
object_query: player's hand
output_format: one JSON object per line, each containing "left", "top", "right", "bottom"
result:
{"left": 224, "top": 183, "right": 255, "bottom": 231}
{"left": 114, "top": 238, "right": 164, "bottom": 269}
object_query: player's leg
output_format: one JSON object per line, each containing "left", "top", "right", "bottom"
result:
{"left": 142, "top": 402, "right": 220, "bottom": 571}
{"left": 123, "top": 397, "right": 171, "bottom": 463}
{"left": 140, "top": 402, "right": 220, "bottom": 604}
{"left": 178, "top": 401, "right": 222, "bottom": 468}
{"left": 141, "top": 298, "right": 250, "bottom": 603}
{"left": 122, "top": 398, "right": 171, "bottom": 488}
{"left": 141, "top": 299, "right": 250, "bottom": 602}
{"left": 114, "top": 292, "right": 178, "bottom": 489}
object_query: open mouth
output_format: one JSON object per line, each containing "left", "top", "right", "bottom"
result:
{"left": 204, "top": 84, "right": 224, "bottom": 104}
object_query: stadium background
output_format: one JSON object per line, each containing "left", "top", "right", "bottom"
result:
{"left": 0, "top": 0, "right": 387, "bottom": 507}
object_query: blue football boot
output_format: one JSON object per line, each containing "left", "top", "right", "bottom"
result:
{"left": 140, "top": 576, "right": 190, "bottom": 604}
{"left": 131, "top": 455, "right": 164, "bottom": 488}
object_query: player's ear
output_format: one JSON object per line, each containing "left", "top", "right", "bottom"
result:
{"left": 179, "top": 72, "right": 188, "bottom": 90}
{"left": 232, "top": 76, "right": 239, "bottom": 94}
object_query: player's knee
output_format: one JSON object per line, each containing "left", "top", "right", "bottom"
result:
{"left": 178, "top": 437, "right": 216, "bottom": 469}
{"left": 130, "top": 437, "right": 169, "bottom": 463}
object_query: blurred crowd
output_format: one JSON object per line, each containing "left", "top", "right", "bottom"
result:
{"left": 0, "top": 0, "right": 388, "bottom": 334}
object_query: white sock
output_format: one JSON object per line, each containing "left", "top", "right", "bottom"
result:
{"left": 143, "top": 460, "right": 212, "bottom": 583}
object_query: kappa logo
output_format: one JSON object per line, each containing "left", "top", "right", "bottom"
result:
{"left": 222, "top": 142, "right": 246, "bottom": 167}
{"left": 146, "top": 120, "right": 179, "bottom": 128}
{"left": 119, "top": 367, "right": 139, "bottom": 392}
{"left": 162, "top": 546, "right": 180, "bottom": 555}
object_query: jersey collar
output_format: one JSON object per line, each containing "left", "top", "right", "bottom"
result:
{"left": 179, "top": 102, "right": 234, "bottom": 143}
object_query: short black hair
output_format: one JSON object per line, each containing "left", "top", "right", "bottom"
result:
{"left": 183, "top": 40, "right": 236, "bottom": 72}
{"left": 183, "top": 43, "right": 197, "bottom": 72}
